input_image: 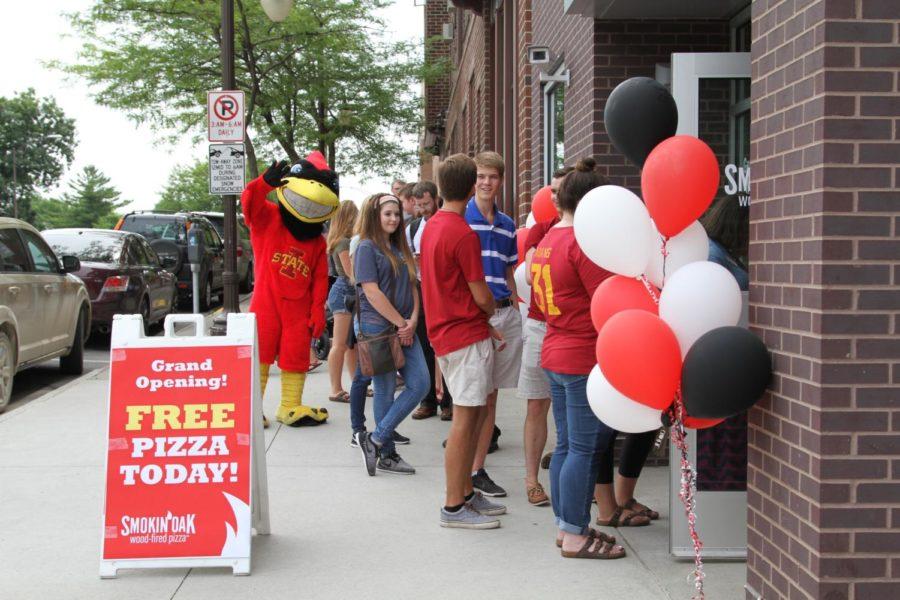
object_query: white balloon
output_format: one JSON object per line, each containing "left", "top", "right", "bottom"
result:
{"left": 513, "top": 262, "right": 531, "bottom": 306}
{"left": 645, "top": 220, "right": 710, "bottom": 288}
{"left": 587, "top": 365, "right": 663, "bottom": 433}
{"left": 659, "top": 261, "right": 743, "bottom": 357}
{"left": 261, "top": 0, "right": 293, "bottom": 21}
{"left": 526, "top": 212, "right": 536, "bottom": 228}
{"left": 573, "top": 185, "right": 653, "bottom": 277}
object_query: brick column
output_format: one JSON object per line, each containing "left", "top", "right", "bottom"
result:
{"left": 515, "top": 0, "right": 533, "bottom": 224}
{"left": 748, "top": 1, "right": 899, "bottom": 598}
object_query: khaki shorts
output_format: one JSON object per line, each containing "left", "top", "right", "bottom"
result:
{"left": 438, "top": 338, "right": 495, "bottom": 407}
{"left": 517, "top": 317, "right": 550, "bottom": 400}
{"left": 490, "top": 305, "right": 523, "bottom": 390}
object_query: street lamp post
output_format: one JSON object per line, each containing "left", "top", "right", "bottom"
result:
{"left": 212, "top": 0, "right": 240, "bottom": 335}
{"left": 213, "top": 0, "right": 292, "bottom": 335}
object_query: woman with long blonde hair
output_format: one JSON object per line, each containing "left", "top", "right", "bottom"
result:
{"left": 325, "top": 200, "right": 360, "bottom": 402}
{"left": 353, "top": 193, "right": 428, "bottom": 476}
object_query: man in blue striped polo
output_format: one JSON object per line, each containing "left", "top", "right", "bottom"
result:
{"left": 463, "top": 151, "right": 524, "bottom": 498}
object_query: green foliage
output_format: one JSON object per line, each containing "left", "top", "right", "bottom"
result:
{"left": 60, "top": 0, "right": 437, "bottom": 179}
{"left": 33, "top": 165, "right": 126, "bottom": 230}
{"left": 156, "top": 161, "right": 223, "bottom": 213}
{"left": 0, "top": 89, "right": 77, "bottom": 221}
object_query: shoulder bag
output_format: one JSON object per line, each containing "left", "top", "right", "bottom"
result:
{"left": 354, "top": 270, "right": 405, "bottom": 377}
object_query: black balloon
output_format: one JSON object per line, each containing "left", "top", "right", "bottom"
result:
{"left": 604, "top": 77, "right": 678, "bottom": 168}
{"left": 681, "top": 327, "right": 772, "bottom": 419}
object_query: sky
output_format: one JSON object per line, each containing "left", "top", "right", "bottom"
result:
{"left": 0, "top": 1, "right": 425, "bottom": 212}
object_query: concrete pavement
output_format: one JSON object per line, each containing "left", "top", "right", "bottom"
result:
{"left": 0, "top": 326, "right": 744, "bottom": 599}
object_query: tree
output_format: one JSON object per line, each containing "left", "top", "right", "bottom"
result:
{"left": 156, "top": 161, "right": 223, "bottom": 213}
{"left": 33, "top": 166, "right": 126, "bottom": 230}
{"left": 61, "top": 1, "right": 438, "bottom": 179}
{"left": 0, "top": 89, "right": 77, "bottom": 221}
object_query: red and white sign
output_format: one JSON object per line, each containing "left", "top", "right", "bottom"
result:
{"left": 100, "top": 313, "right": 268, "bottom": 578}
{"left": 208, "top": 90, "right": 245, "bottom": 142}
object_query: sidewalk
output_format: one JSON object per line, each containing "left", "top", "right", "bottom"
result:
{"left": 0, "top": 329, "right": 744, "bottom": 599}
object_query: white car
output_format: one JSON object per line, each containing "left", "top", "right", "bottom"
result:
{"left": 0, "top": 218, "right": 91, "bottom": 412}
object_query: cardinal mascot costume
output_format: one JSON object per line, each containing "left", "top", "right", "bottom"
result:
{"left": 241, "top": 151, "right": 339, "bottom": 426}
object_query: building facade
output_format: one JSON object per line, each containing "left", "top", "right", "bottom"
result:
{"left": 422, "top": 0, "right": 900, "bottom": 598}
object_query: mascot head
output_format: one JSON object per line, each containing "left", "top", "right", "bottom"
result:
{"left": 276, "top": 151, "right": 340, "bottom": 240}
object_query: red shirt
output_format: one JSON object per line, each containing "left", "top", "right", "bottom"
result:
{"left": 524, "top": 218, "right": 559, "bottom": 322}
{"left": 420, "top": 210, "right": 490, "bottom": 356}
{"left": 533, "top": 226, "right": 612, "bottom": 375}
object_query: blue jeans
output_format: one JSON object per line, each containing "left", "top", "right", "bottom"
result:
{"left": 327, "top": 276, "right": 353, "bottom": 314}
{"left": 349, "top": 362, "right": 371, "bottom": 434}
{"left": 358, "top": 321, "right": 429, "bottom": 456}
{"left": 546, "top": 369, "right": 617, "bottom": 535}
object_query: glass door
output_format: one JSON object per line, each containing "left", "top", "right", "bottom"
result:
{"left": 669, "top": 52, "right": 751, "bottom": 559}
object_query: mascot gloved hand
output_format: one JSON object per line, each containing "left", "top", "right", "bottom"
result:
{"left": 242, "top": 151, "right": 339, "bottom": 427}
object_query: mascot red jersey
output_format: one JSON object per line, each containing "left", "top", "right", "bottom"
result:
{"left": 242, "top": 151, "right": 339, "bottom": 426}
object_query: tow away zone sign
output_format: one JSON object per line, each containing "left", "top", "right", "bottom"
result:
{"left": 208, "top": 91, "right": 245, "bottom": 143}
{"left": 209, "top": 144, "right": 246, "bottom": 195}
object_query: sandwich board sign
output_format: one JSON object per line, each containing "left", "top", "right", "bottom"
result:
{"left": 209, "top": 143, "right": 246, "bottom": 195}
{"left": 208, "top": 90, "right": 245, "bottom": 143}
{"left": 100, "top": 312, "right": 269, "bottom": 577}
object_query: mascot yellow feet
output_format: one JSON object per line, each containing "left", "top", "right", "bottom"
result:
{"left": 276, "top": 370, "right": 328, "bottom": 427}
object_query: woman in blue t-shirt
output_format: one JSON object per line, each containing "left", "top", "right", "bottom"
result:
{"left": 353, "top": 193, "right": 429, "bottom": 476}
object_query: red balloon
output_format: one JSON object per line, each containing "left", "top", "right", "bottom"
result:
{"left": 531, "top": 186, "right": 558, "bottom": 223}
{"left": 590, "top": 275, "right": 659, "bottom": 333}
{"left": 516, "top": 227, "right": 530, "bottom": 266}
{"left": 682, "top": 415, "right": 725, "bottom": 429}
{"left": 596, "top": 310, "right": 681, "bottom": 410}
{"left": 641, "top": 135, "right": 720, "bottom": 238}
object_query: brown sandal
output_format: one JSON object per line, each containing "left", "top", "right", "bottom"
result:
{"left": 561, "top": 536, "right": 626, "bottom": 559}
{"left": 556, "top": 528, "right": 616, "bottom": 548}
{"left": 624, "top": 498, "right": 659, "bottom": 520}
{"left": 595, "top": 506, "right": 651, "bottom": 528}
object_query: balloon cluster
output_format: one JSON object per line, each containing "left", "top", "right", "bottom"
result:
{"left": 572, "top": 77, "right": 771, "bottom": 430}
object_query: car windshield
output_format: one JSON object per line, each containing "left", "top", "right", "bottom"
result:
{"left": 121, "top": 217, "right": 186, "bottom": 242}
{"left": 43, "top": 232, "right": 124, "bottom": 264}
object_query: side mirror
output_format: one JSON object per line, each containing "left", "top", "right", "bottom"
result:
{"left": 61, "top": 255, "right": 81, "bottom": 273}
{"left": 160, "top": 255, "right": 178, "bottom": 269}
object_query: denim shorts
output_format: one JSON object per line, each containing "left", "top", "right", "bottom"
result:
{"left": 327, "top": 276, "right": 354, "bottom": 314}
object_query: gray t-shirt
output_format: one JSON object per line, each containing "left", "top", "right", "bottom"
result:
{"left": 353, "top": 239, "right": 414, "bottom": 329}
{"left": 331, "top": 237, "right": 351, "bottom": 278}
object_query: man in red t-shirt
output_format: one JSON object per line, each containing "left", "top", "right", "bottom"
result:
{"left": 517, "top": 166, "right": 571, "bottom": 507}
{"left": 420, "top": 154, "right": 506, "bottom": 530}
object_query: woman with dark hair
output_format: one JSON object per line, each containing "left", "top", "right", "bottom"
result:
{"left": 701, "top": 196, "right": 749, "bottom": 290}
{"left": 532, "top": 158, "right": 625, "bottom": 559}
{"left": 353, "top": 194, "right": 429, "bottom": 476}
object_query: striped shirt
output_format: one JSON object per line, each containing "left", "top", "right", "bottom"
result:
{"left": 464, "top": 198, "right": 517, "bottom": 300}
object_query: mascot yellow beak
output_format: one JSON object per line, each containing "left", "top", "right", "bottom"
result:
{"left": 276, "top": 177, "right": 340, "bottom": 224}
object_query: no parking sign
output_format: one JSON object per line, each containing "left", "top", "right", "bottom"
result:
{"left": 100, "top": 313, "right": 269, "bottom": 577}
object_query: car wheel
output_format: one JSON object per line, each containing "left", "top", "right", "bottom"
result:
{"left": 60, "top": 308, "right": 86, "bottom": 375}
{"left": 139, "top": 297, "right": 151, "bottom": 336}
{"left": 0, "top": 331, "right": 14, "bottom": 413}
{"left": 240, "top": 261, "right": 254, "bottom": 293}
{"left": 199, "top": 276, "right": 213, "bottom": 311}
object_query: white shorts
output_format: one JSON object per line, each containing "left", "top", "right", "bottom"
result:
{"left": 517, "top": 318, "right": 550, "bottom": 400}
{"left": 490, "top": 304, "right": 523, "bottom": 390}
{"left": 438, "top": 338, "right": 495, "bottom": 407}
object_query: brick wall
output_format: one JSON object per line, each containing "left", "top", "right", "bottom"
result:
{"left": 515, "top": 0, "right": 534, "bottom": 219}
{"left": 422, "top": 0, "right": 453, "bottom": 181}
{"left": 748, "top": 0, "right": 900, "bottom": 598}
{"left": 527, "top": 10, "right": 729, "bottom": 216}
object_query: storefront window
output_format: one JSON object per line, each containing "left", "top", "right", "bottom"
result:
{"left": 542, "top": 66, "right": 567, "bottom": 183}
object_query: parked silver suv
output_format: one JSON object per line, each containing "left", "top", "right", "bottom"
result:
{"left": 0, "top": 218, "right": 91, "bottom": 412}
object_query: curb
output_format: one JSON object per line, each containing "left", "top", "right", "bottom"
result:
{"left": 0, "top": 366, "right": 107, "bottom": 425}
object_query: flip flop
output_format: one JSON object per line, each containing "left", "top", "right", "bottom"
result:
{"left": 625, "top": 498, "right": 659, "bottom": 520}
{"left": 308, "top": 362, "right": 322, "bottom": 372}
{"left": 560, "top": 536, "right": 626, "bottom": 559}
{"left": 556, "top": 528, "right": 616, "bottom": 548}
{"left": 329, "top": 391, "right": 350, "bottom": 403}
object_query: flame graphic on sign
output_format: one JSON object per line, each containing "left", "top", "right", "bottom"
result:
{"left": 220, "top": 492, "right": 251, "bottom": 557}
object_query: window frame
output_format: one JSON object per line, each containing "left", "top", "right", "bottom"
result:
{"left": 19, "top": 229, "right": 61, "bottom": 274}
{"left": 542, "top": 63, "right": 568, "bottom": 185}
{"left": 0, "top": 228, "right": 32, "bottom": 273}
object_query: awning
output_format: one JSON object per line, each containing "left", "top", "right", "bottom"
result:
{"left": 563, "top": 0, "right": 749, "bottom": 19}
